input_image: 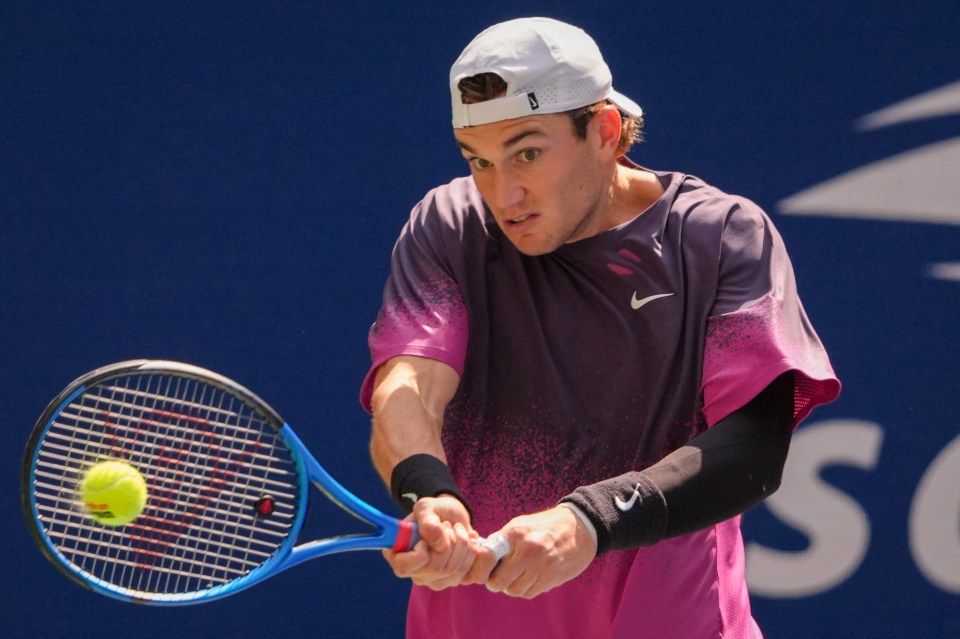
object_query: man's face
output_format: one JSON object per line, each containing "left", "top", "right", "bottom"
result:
{"left": 454, "top": 112, "right": 613, "bottom": 256}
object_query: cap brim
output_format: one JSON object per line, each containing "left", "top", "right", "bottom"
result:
{"left": 609, "top": 89, "right": 643, "bottom": 118}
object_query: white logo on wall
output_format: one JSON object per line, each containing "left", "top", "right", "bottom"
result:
{"left": 746, "top": 82, "right": 960, "bottom": 599}
{"left": 778, "top": 80, "right": 960, "bottom": 281}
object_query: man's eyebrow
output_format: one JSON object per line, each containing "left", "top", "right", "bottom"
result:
{"left": 502, "top": 128, "right": 542, "bottom": 149}
{"left": 456, "top": 128, "right": 545, "bottom": 155}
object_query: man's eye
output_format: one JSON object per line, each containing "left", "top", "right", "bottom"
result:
{"left": 519, "top": 149, "right": 540, "bottom": 162}
{"left": 471, "top": 157, "right": 491, "bottom": 170}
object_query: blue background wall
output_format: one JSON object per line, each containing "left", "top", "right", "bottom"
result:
{"left": 3, "top": 2, "right": 958, "bottom": 637}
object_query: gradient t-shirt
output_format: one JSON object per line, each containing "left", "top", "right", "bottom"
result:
{"left": 362, "top": 169, "right": 840, "bottom": 639}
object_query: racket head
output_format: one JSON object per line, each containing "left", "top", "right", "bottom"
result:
{"left": 21, "top": 360, "right": 309, "bottom": 604}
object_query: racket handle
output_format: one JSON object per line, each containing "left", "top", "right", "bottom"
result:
{"left": 480, "top": 533, "right": 510, "bottom": 561}
{"left": 394, "top": 521, "right": 420, "bottom": 551}
{"left": 398, "top": 523, "right": 510, "bottom": 562}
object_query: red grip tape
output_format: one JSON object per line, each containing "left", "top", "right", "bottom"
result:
{"left": 392, "top": 520, "right": 414, "bottom": 552}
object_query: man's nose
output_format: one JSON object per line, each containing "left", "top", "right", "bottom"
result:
{"left": 489, "top": 167, "right": 525, "bottom": 210}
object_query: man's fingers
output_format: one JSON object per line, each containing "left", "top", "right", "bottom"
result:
{"left": 413, "top": 497, "right": 471, "bottom": 554}
{"left": 382, "top": 540, "right": 430, "bottom": 578}
{"left": 408, "top": 525, "right": 481, "bottom": 590}
{"left": 444, "top": 523, "right": 474, "bottom": 572}
{"left": 462, "top": 532, "right": 510, "bottom": 585}
{"left": 504, "top": 573, "right": 541, "bottom": 599}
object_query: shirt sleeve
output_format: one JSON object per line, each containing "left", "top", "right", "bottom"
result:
{"left": 700, "top": 199, "right": 840, "bottom": 427}
{"left": 359, "top": 193, "right": 470, "bottom": 413}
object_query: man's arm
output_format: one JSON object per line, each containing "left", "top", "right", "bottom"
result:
{"left": 369, "top": 355, "right": 458, "bottom": 484}
{"left": 562, "top": 371, "right": 794, "bottom": 553}
{"left": 479, "top": 372, "right": 796, "bottom": 598}
{"left": 369, "top": 355, "right": 482, "bottom": 590}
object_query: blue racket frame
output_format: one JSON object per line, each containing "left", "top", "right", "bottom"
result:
{"left": 22, "top": 360, "right": 420, "bottom": 605}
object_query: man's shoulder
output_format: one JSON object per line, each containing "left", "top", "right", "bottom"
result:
{"left": 668, "top": 173, "right": 770, "bottom": 230}
{"left": 417, "top": 176, "right": 485, "bottom": 220}
{"left": 673, "top": 173, "right": 748, "bottom": 208}
{"left": 405, "top": 176, "right": 495, "bottom": 249}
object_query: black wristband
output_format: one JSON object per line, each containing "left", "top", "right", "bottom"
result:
{"left": 390, "top": 454, "right": 472, "bottom": 518}
{"left": 559, "top": 472, "right": 667, "bottom": 555}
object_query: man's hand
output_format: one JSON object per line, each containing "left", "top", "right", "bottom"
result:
{"left": 467, "top": 505, "right": 597, "bottom": 599}
{"left": 382, "top": 495, "right": 481, "bottom": 591}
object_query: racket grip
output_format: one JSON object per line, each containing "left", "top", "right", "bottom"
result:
{"left": 480, "top": 533, "right": 510, "bottom": 561}
{"left": 394, "top": 520, "right": 420, "bottom": 551}
{"left": 397, "top": 523, "right": 509, "bottom": 561}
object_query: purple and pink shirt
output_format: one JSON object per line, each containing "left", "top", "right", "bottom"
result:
{"left": 362, "top": 169, "right": 840, "bottom": 639}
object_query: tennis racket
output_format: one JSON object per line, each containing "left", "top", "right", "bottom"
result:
{"left": 22, "top": 360, "right": 508, "bottom": 604}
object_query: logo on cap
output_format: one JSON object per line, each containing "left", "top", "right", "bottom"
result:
{"left": 527, "top": 93, "right": 539, "bottom": 110}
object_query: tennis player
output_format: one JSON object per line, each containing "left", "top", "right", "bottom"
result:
{"left": 361, "top": 17, "right": 840, "bottom": 638}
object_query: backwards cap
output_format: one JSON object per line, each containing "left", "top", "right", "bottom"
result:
{"left": 450, "top": 17, "right": 642, "bottom": 129}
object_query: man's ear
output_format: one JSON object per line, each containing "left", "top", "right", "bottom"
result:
{"left": 593, "top": 105, "right": 623, "bottom": 157}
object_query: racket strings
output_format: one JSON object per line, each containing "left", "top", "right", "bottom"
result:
{"left": 31, "top": 372, "right": 302, "bottom": 599}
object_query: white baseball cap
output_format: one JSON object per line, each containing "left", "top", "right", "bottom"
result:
{"left": 450, "top": 17, "right": 642, "bottom": 129}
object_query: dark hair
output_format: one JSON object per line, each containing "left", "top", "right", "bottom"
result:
{"left": 457, "top": 72, "right": 644, "bottom": 155}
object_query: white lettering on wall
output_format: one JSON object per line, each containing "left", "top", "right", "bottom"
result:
{"left": 745, "top": 420, "right": 884, "bottom": 598}
{"left": 909, "top": 433, "right": 960, "bottom": 593}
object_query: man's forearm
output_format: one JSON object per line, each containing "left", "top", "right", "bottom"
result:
{"left": 369, "top": 355, "right": 463, "bottom": 513}
{"left": 561, "top": 372, "right": 795, "bottom": 554}
{"left": 369, "top": 355, "right": 458, "bottom": 482}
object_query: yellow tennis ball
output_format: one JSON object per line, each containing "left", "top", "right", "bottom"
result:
{"left": 80, "top": 460, "right": 148, "bottom": 527}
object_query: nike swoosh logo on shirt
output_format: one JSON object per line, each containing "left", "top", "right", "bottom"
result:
{"left": 615, "top": 485, "right": 643, "bottom": 512}
{"left": 630, "top": 292, "right": 674, "bottom": 310}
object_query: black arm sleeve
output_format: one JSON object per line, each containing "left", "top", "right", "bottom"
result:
{"left": 560, "top": 372, "right": 795, "bottom": 555}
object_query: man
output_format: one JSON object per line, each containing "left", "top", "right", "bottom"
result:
{"left": 361, "top": 17, "right": 840, "bottom": 638}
